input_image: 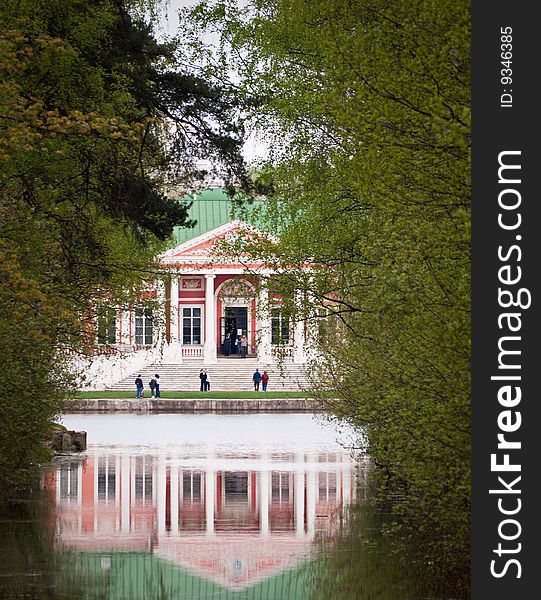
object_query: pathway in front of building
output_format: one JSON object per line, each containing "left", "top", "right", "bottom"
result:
{"left": 106, "top": 358, "right": 309, "bottom": 392}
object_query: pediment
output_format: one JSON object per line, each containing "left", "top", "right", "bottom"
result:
{"left": 159, "top": 220, "right": 271, "bottom": 266}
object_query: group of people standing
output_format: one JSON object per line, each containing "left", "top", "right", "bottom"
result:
{"left": 222, "top": 332, "right": 248, "bottom": 357}
{"left": 252, "top": 368, "right": 269, "bottom": 392}
{"left": 198, "top": 368, "right": 270, "bottom": 392}
{"left": 199, "top": 369, "right": 211, "bottom": 391}
{"left": 134, "top": 374, "right": 160, "bottom": 398}
{"left": 134, "top": 367, "right": 271, "bottom": 397}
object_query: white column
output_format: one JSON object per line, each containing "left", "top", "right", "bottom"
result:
{"left": 170, "top": 465, "right": 179, "bottom": 535}
{"left": 77, "top": 463, "right": 83, "bottom": 507}
{"left": 204, "top": 274, "right": 217, "bottom": 364}
{"left": 115, "top": 456, "right": 120, "bottom": 532}
{"left": 130, "top": 457, "right": 136, "bottom": 512}
{"left": 121, "top": 455, "right": 130, "bottom": 534}
{"left": 295, "top": 453, "right": 305, "bottom": 538}
{"left": 342, "top": 467, "right": 352, "bottom": 507}
{"left": 155, "top": 278, "right": 166, "bottom": 349}
{"left": 163, "top": 274, "right": 182, "bottom": 362}
{"left": 157, "top": 461, "right": 166, "bottom": 537}
{"left": 170, "top": 275, "right": 179, "bottom": 344}
{"left": 120, "top": 307, "right": 131, "bottom": 348}
{"left": 293, "top": 291, "right": 306, "bottom": 363}
{"left": 257, "top": 279, "right": 272, "bottom": 363}
{"left": 56, "top": 467, "right": 61, "bottom": 503}
{"left": 178, "top": 469, "right": 184, "bottom": 531}
{"left": 304, "top": 275, "right": 319, "bottom": 362}
{"left": 258, "top": 470, "right": 270, "bottom": 537}
{"left": 114, "top": 307, "right": 122, "bottom": 349}
{"left": 306, "top": 454, "right": 316, "bottom": 538}
{"left": 205, "top": 468, "right": 215, "bottom": 535}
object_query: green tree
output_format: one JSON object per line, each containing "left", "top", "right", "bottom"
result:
{"left": 0, "top": 0, "right": 248, "bottom": 488}
{"left": 189, "top": 0, "right": 470, "bottom": 593}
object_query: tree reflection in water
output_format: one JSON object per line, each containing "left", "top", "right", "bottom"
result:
{"left": 308, "top": 470, "right": 468, "bottom": 600}
{"left": 0, "top": 480, "right": 110, "bottom": 600}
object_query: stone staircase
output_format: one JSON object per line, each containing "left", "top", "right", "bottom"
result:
{"left": 106, "top": 358, "right": 309, "bottom": 392}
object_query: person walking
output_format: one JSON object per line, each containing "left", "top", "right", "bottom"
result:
{"left": 261, "top": 371, "right": 269, "bottom": 392}
{"left": 135, "top": 374, "right": 144, "bottom": 398}
{"left": 252, "top": 368, "right": 262, "bottom": 391}
{"left": 241, "top": 334, "right": 248, "bottom": 358}
{"left": 205, "top": 369, "right": 211, "bottom": 391}
{"left": 154, "top": 374, "right": 161, "bottom": 398}
{"left": 199, "top": 369, "right": 207, "bottom": 392}
{"left": 149, "top": 375, "right": 157, "bottom": 397}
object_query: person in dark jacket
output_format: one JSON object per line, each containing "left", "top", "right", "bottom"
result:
{"left": 135, "top": 375, "right": 144, "bottom": 398}
{"left": 199, "top": 369, "right": 207, "bottom": 392}
{"left": 149, "top": 376, "right": 157, "bottom": 397}
{"left": 252, "top": 368, "right": 262, "bottom": 391}
{"left": 154, "top": 374, "right": 161, "bottom": 398}
{"left": 223, "top": 333, "right": 232, "bottom": 356}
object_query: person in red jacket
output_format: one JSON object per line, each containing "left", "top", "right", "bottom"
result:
{"left": 261, "top": 371, "right": 269, "bottom": 392}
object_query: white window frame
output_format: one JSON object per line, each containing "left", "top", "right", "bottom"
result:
{"left": 271, "top": 308, "right": 292, "bottom": 346}
{"left": 134, "top": 306, "right": 154, "bottom": 346}
{"left": 181, "top": 304, "right": 203, "bottom": 345}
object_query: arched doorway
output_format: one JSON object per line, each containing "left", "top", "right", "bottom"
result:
{"left": 216, "top": 278, "right": 256, "bottom": 357}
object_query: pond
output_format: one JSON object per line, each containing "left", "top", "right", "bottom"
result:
{"left": 2, "top": 413, "right": 367, "bottom": 599}
{"left": 1, "top": 413, "right": 457, "bottom": 599}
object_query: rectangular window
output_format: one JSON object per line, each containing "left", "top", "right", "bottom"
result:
{"left": 107, "top": 471, "right": 116, "bottom": 499}
{"left": 134, "top": 306, "right": 153, "bottom": 346}
{"left": 271, "top": 308, "right": 291, "bottom": 345}
{"left": 145, "top": 472, "right": 152, "bottom": 500}
{"left": 272, "top": 471, "right": 290, "bottom": 503}
{"left": 183, "top": 471, "right": 202, "bottom": 502}
{"left": 182, "top": 306, "right": 202, "bottom": 345}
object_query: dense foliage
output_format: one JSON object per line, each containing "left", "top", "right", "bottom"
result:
{"left": 0, "top": 0, "right": 247, "bottom": 488}
{"left": 188, "top": 0, "right": 470, "bottom": 594}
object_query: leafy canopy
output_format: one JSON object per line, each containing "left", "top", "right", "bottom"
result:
{"left": 187, "top": 0, "right": 470, "bottom": 593}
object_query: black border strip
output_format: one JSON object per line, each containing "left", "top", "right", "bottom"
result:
{"left": 472, "top": 2, "right": 540, "bottom": 597}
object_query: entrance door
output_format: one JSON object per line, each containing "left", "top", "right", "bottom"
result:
{"left": 220, "top": 306, "right": 248, "bottom": 355}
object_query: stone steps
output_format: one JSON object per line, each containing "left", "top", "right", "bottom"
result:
{"left": 107, "top": 360, "right": 309, "bottom": 392}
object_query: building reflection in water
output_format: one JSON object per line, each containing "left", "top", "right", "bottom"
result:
{"left": 49, "top": 449, "right": 365, "bottom": 591}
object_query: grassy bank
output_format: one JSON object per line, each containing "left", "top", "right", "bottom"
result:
{"left": 73, "top": 391, "right": 309, "bottom": 400}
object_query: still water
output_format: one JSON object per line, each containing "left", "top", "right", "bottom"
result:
{"left": 39, "top": 413, "right": 365, "bottom": 599}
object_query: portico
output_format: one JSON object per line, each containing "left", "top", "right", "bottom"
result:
{"left": 158, "top": 221, "right": 308, "bottom": 365}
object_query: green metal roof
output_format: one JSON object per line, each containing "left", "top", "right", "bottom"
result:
{"left": 171, "top": 188, "right": 264, "bottom": 246}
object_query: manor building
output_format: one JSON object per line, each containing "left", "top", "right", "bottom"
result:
{"left": 85, "top": 189, "right": 311, "bottom": 389}
{"left": 157, "top": 217, "right": 308, "bottom": 365}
